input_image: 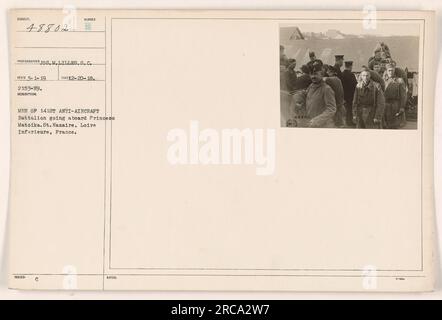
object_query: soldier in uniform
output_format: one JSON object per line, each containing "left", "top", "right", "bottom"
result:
{"left": 285, "top": 58, "right": 297, "bottom": 92}
{"left": 307, "top": 51, "right": 320, "bottom": 69}
{"left": 383, "top": 63, "right": 407, "bottom": 129}
{"left": 368, "top": 50, "right": 383, "bottom": 70}
{"left": 293, "top": 65, "right": 312, "bottom": 91}
{"left": 280, "top": 46, "right": 289, "bottom": 91}
{"left": 361, "top": 65, "right": 385, "bottom": 91}
{"left": 372, "top": 60, "right": 383, "bottom": 76}
{"left": 324, "top": 65, "right": 345, "bottom": 127}
{"left": 304, "top": 61, "right": 337, "bottom": 128}
{"left": 341, "top": 61, "right": 357, "bottom": 127}
{"left": 352, "top": 70, "right": 385, "bottom": 129}
{"left": 385, "top": 59, "right": 409, "bottom": 93}
{"left": 333, "top": 54, "right": 344, "bottom": 81}
{"left": 280, "top": 45, "right": 289, "bottom": 67}
{"left": 368, "top": 42, "right": 391, "bottom": 70}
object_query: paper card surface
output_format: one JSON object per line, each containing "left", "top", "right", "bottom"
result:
{"left": 8, "top": 9, "right": 436, "bottom": 291}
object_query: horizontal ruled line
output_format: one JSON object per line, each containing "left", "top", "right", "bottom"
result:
{"left": 15, "top": 63, "right": 106, "bottom": 66}
{"left": 12, "top": 273, "right": 426, "bottom": 278}
{"left": 16, "top": 30, "right": 105, "bottom": 33}
{"left": 15, "top": 46, "right": 105, "bottom": 49}
{"left": 15, "top": 79, "right": 105, "bottom": 82}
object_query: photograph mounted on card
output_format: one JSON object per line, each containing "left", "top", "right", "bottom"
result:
{"left": 7, "top": 9, "right": 436, "bottom": 291}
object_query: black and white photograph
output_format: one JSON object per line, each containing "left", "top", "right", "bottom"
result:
{"left": 2, "top": 6, "right": 439, "bottom": 299}
{"left": 280, "top": 22, "right": 420, "bottom": 129}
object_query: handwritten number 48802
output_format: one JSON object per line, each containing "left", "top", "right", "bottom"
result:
{"left": 26, "top": 23, "right": 69, "bottom": 33}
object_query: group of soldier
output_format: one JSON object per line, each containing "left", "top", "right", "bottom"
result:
{"left": 280, "top": 42, "right": 409, "bottom": 129}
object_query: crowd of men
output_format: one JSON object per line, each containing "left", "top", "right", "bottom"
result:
{"left": 280, "top": 42, "right": 409, "bottom": 129}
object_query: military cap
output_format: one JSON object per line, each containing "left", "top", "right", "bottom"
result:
{"left": 300, "top": 64, "right": 310, "bottom": 74}
{"left": 310, "top": 59, "right": 324, "bottom": 73}
{"left": 387, "top": 59, "right": 397, "bottom": 67}
{"left": 326, "top": 65, "right": 338, "bottom": 73}
{"left": 344, "top": 61, "right": 353, "bottom": 67}
{"left": 334, "top": 54, "right": 344, "bottom": 60}
{"left": 360, "top": 65, "right": 371, "bottom": 73}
